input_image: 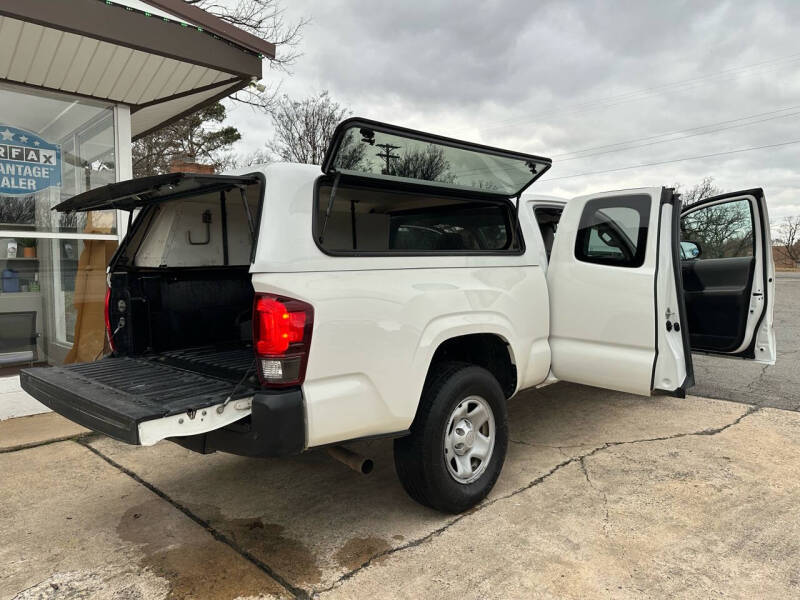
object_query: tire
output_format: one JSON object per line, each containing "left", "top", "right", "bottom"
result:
{"left": 394, "top": 362, "right": 508, "bottom": 513}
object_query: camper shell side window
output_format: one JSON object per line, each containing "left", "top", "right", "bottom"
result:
{"left": 313, "top": 176, "right": 524, "bottom": 256}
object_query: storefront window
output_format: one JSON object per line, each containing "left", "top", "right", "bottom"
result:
{"left": 0, "top": 83, "right": 120, "bottom": 368}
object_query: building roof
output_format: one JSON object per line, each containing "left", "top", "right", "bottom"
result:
{"left": 0, "top": 0, "right": 274, "bottom": 138}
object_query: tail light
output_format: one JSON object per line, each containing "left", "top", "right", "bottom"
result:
{"left": 253, "top": 293, "right": 314, "bottom": 387}
{"left": 104, "top": 286, "right": 115, "bottom": 352}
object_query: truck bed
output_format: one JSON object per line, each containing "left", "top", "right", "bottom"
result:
{"left": 20, "top": 348, "right": 258, "bottom": 444}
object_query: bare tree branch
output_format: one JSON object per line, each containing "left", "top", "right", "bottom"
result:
{"left": 267, "top": 91, "right": 362, "bottom": 166}
{"left": 187, "top": 0, "right": 308, "bottom": 70}
{"left": 674, "top": 176, "right": 723, "bottom": 208}
{"left": 773, "top": 215, "right": 800, "bottom": 266}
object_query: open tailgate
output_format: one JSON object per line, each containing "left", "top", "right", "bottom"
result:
{"left": 20, "top": 357, "right": 256, "bottom": 445}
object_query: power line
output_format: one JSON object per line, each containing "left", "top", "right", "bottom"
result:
{"left": 375, "top": 143, "right": 401, "bottom": 174}
{"left": 468, "top": 51, "right": 800, "bottom": 134}
{"left": 553, "top": 106, "right": 800, "bottom": 162}
{"left": 402, "top": 104, "right": 800, "bottom": 183}
{"left": 553, "top": 103, "right": 800, "bottom": 158}
{"left": 540, "top": 138, "right": 800, "bottom": 182}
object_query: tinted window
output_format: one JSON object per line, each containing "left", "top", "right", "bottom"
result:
{"left": 316, "top": 182, "right": 520, "bottom": 254}
{"left": 680, "top": 198, "right": 753, "bottom": 259}
{"left": 534, "top": 206, "right": 562, "bottom": 259}
{"left": 575, "top": 195, "right": 650, "bottom": 268}
{"left": 326, "top": 121, "right": 550, "bottom": 196}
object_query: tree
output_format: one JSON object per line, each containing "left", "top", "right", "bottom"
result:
{"left": 673, "top": 176, "right": 723, "bottom": 208}
{"left": 386, "top": 145, "right": 455, "bottom": 183}
{"left": 676, "top": 177, "right": 754, "bottom": 258}
{"left": 187, "top": 0, "right": 308, "bottom": 114}
{"left": 133, "top": 103, "right": 241, "bottom": 177}
{"left": 132, "top": 1, "right": 307, "bottom": 176}
{"left": 217, "top": 147, "right": 272, "bottom": 172}
{"left": 0, "top": 196, "right": 34, "bottom": 226}
{"left": 774, "top": 216, "right": 800, "bottom": 266}
{"left": 268, "top": 91, "right": 364, "bottom": 167}
{"left": 681, "top": 199, "right": 753, "bottom": 258}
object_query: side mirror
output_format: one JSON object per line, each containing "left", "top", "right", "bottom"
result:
{"left": 680, "top": 240, "right": 701, "bottom": 260}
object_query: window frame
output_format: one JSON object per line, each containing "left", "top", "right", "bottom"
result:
{"left": 574, "top": 194, "right": 651, "bottom": 268}
{"left": 312, "top": 174, "right": 526, "bottom": 257}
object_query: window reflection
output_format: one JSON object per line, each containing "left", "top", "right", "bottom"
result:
{"left": 0, "top": 83, "right": 119, "bottom": 368}
{"left": 331, "top": 123, "right": 549, "bottom": 196}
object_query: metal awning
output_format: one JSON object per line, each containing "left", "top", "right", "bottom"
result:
{"left": 0, "top": 0, "right": 274, "bottom": 138}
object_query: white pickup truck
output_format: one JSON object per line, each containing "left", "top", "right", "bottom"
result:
{"left": 21, "top": 118, "right": 776, "bottom": 513}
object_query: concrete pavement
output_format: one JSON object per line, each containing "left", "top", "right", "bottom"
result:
{"left": 2, "top": 384, "right": 799, "bottom": 599}
{"left": 2, "top": 272, "right": 797, "bottom": 598}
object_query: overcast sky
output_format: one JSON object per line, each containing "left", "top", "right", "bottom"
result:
{"left": 226, "top": 0, "right": 800, "bottom": 218}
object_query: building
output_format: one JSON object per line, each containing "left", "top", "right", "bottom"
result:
{"left": 0, "top": 0, "right": 273, "bottom": 418}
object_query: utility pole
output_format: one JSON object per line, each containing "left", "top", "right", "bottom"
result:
{"left": 375, "top": 143, "right": 401, "bottom": 174}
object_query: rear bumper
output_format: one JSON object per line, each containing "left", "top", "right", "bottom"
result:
{"left": 171, "top": 389, "right": 307, "bottom": 457}
{"left": 20, "top": 364, "right": 306, "bottom": 455}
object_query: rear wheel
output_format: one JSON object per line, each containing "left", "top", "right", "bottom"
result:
{"left": 394, "top": 362, "right": 508, "bottom": 513}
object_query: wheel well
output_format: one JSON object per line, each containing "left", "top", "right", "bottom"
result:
{"left": 427, "top": 334, "right": 517, "bottom": 398}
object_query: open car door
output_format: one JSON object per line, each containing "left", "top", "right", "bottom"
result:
{"left": 679, "top": 188, "right": 775, "bottom": 363}
{"left": 547, "top": 188, "right": 691, "bottom": 396}
{"left": 547, "top": 186, "right": 775, "bottom": 398}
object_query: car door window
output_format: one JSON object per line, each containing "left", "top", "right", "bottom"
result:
{"left": 574, "top": 195, "right": 650, "bottom": 267}
{"left": 680, "top": 199, "right": 754, "bottom": 259}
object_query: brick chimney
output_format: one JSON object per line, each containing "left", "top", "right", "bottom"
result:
{"left": 169, "top": 153, "right": 215, "bottom": 174}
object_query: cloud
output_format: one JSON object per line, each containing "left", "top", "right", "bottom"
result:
{"left": 228, "top": 0, "right": 800, "bottom": 217}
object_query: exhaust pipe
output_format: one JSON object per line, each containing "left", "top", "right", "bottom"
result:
{"left": 327, "top": 446, "right": 373, "bottom": 475}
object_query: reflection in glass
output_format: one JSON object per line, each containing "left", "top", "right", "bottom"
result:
{"left": 0, "top": 83, "right": 119, "bottom": 368}
{"left": 331, "top": 125, "right": 548, "bottom": 196}
{"left": 0, "top": 83, "right": 117, "bottom": 235}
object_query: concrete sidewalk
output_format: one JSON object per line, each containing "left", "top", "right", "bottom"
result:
{"left": 2, "top": 384, "right": 799, "bottom": 599}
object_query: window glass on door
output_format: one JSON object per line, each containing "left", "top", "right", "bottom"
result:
{"left": 680, "top": 199, "right": 754, "bottom": 259}
{"left": 575, "top": 195, "right": 650, "bottom": 268}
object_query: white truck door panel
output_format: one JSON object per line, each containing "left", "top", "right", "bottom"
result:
{"left": 679, "top": 188, "right": 776, "bottom": 364}
{"left": 547, "top": 188, "right": 689, "bottom": 396}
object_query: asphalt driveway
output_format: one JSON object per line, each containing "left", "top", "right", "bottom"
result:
{"left": 692, "top": 272, "right": 800, "bottom": 411}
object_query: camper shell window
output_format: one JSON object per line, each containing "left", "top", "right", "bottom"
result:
{"left": 314, "top": 177, "right": 523, "bottom": 255}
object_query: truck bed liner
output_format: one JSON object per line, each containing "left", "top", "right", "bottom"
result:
{"left": 157, "top": 346, "right": 254, "bottom": 381}
{"left": 20, "top": 353, "right": 257, "bottom": 445}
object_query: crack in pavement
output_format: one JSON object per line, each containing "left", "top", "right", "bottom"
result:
{"left": 744, "top": 363, "right": 772, "bottom": 394}
{"left": 509, "top": 439, "right": 593, "bottom": 450}
{"left": 74, "top": 439, "right": 309, "bottom": 600}
{"left": 579, "top": 456, "right": 611, "bottom": 537}
{"left": 0, "top": 431, "right": 101, "bottom": 454}
{"left": 311, "top": 403, "right": 761, "bottom": 598}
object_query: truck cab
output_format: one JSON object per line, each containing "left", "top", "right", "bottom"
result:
{"left": 20, "top": 118, "right": 776, "bottom": 513}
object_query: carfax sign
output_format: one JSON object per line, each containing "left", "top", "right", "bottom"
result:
{"left": 0, "top": 125, "right": 61, "bottom": 196}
